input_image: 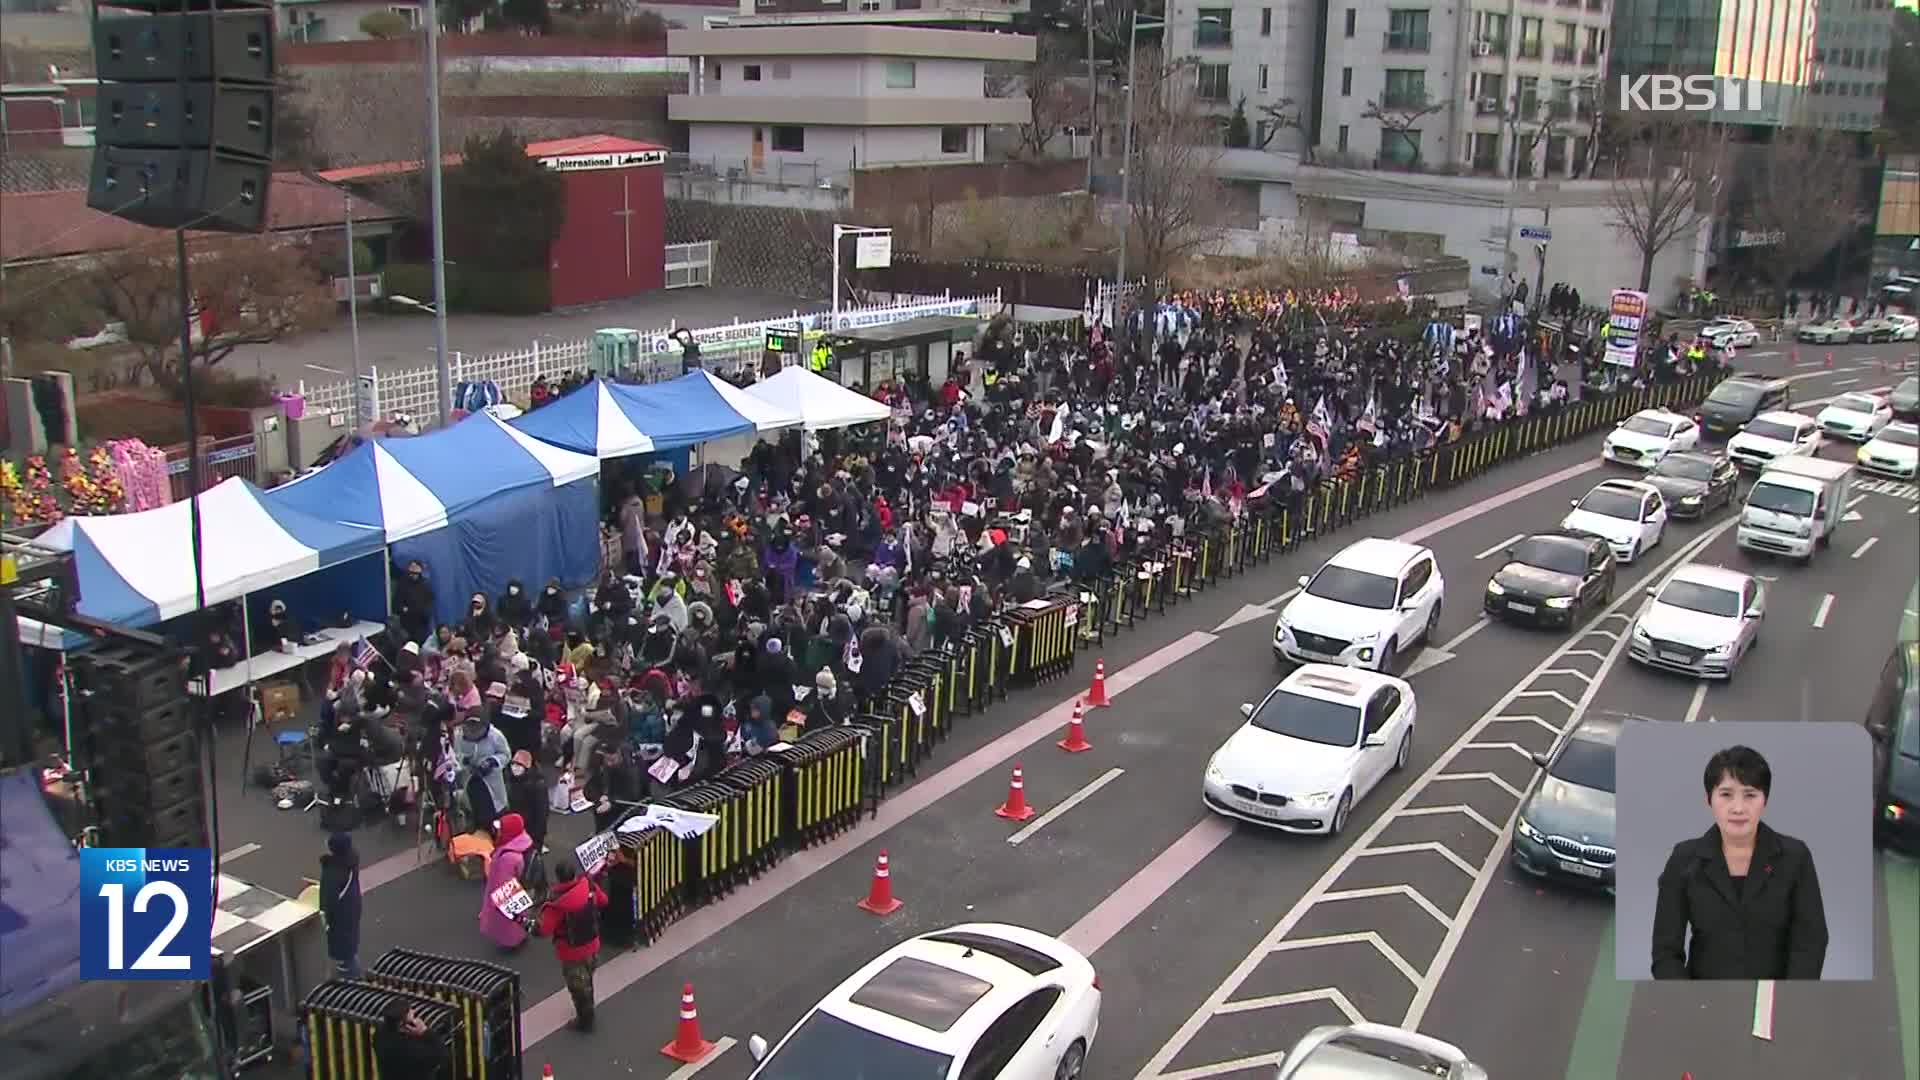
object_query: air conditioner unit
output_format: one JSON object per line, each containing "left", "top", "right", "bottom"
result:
{"left": 1480, "top": 97, "right": 1501, "bottom": 112}
{"left": 1475, "top": 41, "right": 1494, "bottom": 56}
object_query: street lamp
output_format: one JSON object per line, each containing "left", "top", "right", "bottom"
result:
{"left": 1115, "top": 13, "right": 1218, "bottom": 296}
{"left": 423, "top": 0, "right": 453, "bottom": 426}
{"left": 302, "top": 168, "right": 365, "bottom": 430}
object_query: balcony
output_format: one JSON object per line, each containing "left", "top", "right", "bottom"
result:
{"left": 1552, "top": 45, "right": 1575, "bottom": 63}
{"left": 1194, "top": 24, "right": 1233, "bottom": 48}
{"left": 1383, "top": 31, "right": 1431, "bottom": 53}
{"left": 1580, "top": 49, "right": 1601, "bottom": 65}
{"left": 1518, "top": 42, "right": 1543, "bottom": 60}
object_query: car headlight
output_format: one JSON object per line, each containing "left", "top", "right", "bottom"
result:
{"left": 1545, "top": 596, "right": 1574, "bottom": 609}
{"left": 1859, "top": 446, "right": 1872, "bottom": 463}
{"left": 1681, "top": 494, "right": 1702, "bottom": 505}
{"left": 1486, "top": 579, "right": 1506, "bottom": 596}
{"left": 1706, "top": 641, "right": 1734, "bottom": 657}
{"left": 1350, "top": 631, "right": 1379, "bottom": 644}
{"left": 1298, "top": 791, "right": 1335, "bottom": 807}
{"left": 1206, "top": 759, "right": 1225, "bottom": 782}
{"left": 1517, "top": 817, "right": 1545, "bottom": 842}
{"left": 1797, "top": 522, "right": 1813, "bottom": 538}
{"left": 1631, "top": 623, "right": 1650, "bottom": 641}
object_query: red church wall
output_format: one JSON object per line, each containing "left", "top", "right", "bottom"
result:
{"left": 548, "top": 165, "right": 666, "bottom": 308}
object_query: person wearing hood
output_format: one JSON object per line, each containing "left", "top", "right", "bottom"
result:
{"left": 506, "top": 749, "right": 550, "bottom": 853}
{"left": 463, "top": 593, "right": 497, "bottom": 644}
{"left": 254, "top": 597, "right": 300, "bottom": 657}
{"left": 638, "top": 611, "right": 678, "bottom": 669}
{"left": 536, "top": 579, "right": 568, "bottom": 628}
{"left": 455, "top": 713, "right": 511, "bottom": 827}
{"left": 479, "top": 812, "right": 535, "bottom": 951}
{"left": 319, "top": 832, "right": 363, "bottom": 976}
{"left": 758, "top": 637, "right": 798, "bottom": 721}
{"left": 393, "top": 560, "right": 435, "bottom": 646}
{"left": 497, "top": 580, "right": 533, "bottom": 628}
{"left": 740, "top": 693, "right": 778, "bottom": 754}
{"left": 652, "top": 584, "right": 690, "bottom": 634}
{"left": 1008, "top": 555, "right": 1042, "bottom": 603}
{"left": 807, "top": 669, "right": 850, "bottom": 728}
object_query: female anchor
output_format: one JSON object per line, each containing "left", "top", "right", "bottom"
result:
{"left": 1650, "top": 745, "right": 1829, "bottom": 979}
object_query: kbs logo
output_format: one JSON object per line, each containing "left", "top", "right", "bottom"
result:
{"left": 1618, "top": 75, "right": 1765, "bottom": 113}
{"left": 80, "top": 847, "right": 213, "bottom": 980}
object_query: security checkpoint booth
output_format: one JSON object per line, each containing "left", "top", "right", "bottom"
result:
{"left": 820, "top": 314, "right": 981, "bottom": 391}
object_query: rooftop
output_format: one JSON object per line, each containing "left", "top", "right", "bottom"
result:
{"left": 316, "top": 134, "right": 668, "bottom": 184}
{"left": 667, "top": 24, "right": 1035, "bottom": 61}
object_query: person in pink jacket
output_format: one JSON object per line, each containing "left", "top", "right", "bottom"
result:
{"left": 479, "top": 812, "right": 533, "bottom": 951}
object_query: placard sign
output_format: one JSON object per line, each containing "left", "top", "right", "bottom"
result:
{"left": 489, "top": 879, "right": 534, "bottom": 918}
{"left": 1604, "top": 289, "right": 1649, "bottom": 368}
{"left": 575, "top": 832, "right": 614, "bottom": 877}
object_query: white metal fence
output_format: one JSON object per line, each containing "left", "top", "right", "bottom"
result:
{"left": 293, "top": 292, "right": 1002, "bottom": 428}
{"left": 664, "top": 242, "right": 713, "bottom": 290}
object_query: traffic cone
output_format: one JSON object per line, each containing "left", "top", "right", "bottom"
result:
{"left": 660, "top": 983, "right": 716, "bottom": 1064}
{"left": 1826, "top": 351, "right": 1834, "bottom": 368}
{"left": 856, "top": 850, "right": 903, "bottom": 914}
{"left": 1058, "top": 701, "right": 1093, "bottom": 753}
{"left": 1791, "top": 346, "right": 1799, "bottom": 365}
{"left": 1086, "top": 658, "right": 1111, "bottom": 707}
{"left": 996, "top": 764, "right": 1036, "bottom": 821}
{"left": 542, "top": 1068, "right": 554, "bottom": 1080}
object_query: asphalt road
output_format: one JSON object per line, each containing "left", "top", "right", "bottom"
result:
{"left": 209, "top": 340, "right": 1919, "bottom": 1080}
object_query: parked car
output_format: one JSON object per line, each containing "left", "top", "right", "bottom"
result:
{"left": 1700, "top": 317, "right": 1760, "bottom": 349}
{"left": 1797, "top": 318, "right": 1858, "bottom": 344}
{"left": 1885, "top": 314, "right": 1920, "bottom": 342}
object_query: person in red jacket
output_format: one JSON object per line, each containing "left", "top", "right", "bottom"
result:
{"left": 536, "top": 861, "right": 610, "bottom": 1032}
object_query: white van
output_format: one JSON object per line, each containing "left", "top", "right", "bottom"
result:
{"left": 1736, "top": 456, "right": 1853, "bottom": 562}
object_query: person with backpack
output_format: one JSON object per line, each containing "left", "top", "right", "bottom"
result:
{"left": 479, "top": 812, "right": 535, "bottom": 952}
{"left": 536, "top": 861, "right": 609, "bottom": 1032}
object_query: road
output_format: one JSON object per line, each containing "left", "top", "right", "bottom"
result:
{"left": 209, "top": 340, "right": 1918, "bottom": 1080}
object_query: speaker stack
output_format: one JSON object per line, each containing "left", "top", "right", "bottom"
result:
{"left": 70, "top": 646, "right": 205, "bottom": 850}
{"left": 86, "top": 3, "right": 277, "bottom": 235}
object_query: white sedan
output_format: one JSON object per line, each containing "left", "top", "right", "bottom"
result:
{"left": 1726, "top": 411, "right": 1823, "bottom": 471}
{"left": 1816, "top": 391, "right": 1894, "bottom": 442}
{"left": 1797, "top": 318, "right": 1857, "bottom": 344}
{"left": 1858, "top": 422, "right": 1919, "bottom": 479}
{"left": 746, "top": 924, "right": 1100, "bottom": 1080}
{"left": 1701, "top": 318, "right": 1760, "bottom": 349}
{"left": 1562, "top": 479, "right": 1669, "bottom": 563}
{"left": 1857, "top": 314, "right": 1920, "bottom": 343}
{"left": 1277, "top": 1023, "right": 1488, "bottom": 1080}
{"left": 1204, "top": 664, "right": 1415, "bottom": 837}
{"left": 1602, "top": 408, "right": 1700, "bottom": 468}
{"left": 1629, "top": 564, "right": 1764, "bottom": 680}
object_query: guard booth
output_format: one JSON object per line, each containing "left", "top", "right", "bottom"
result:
{"left": 592, "top": 328, "right": 643, "bottom": 378}
{"left": 824, "top": 315, "right": 980, "bottom": 392}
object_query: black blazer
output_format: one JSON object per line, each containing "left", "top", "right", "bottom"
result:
{"left": 1650, "top": 821, "right": 1828, "bottom": 980}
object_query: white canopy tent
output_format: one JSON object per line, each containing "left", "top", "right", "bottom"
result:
{"left": 742, "top": 366, "right": 891, "bottom": 431}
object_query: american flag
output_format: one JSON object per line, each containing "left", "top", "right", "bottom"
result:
{"left": 351, "top": 638, "right": 379, "bottom": 669}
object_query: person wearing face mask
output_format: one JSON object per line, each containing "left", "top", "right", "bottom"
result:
{"left": 463, "top": 593, "right": 497, "bottom": 643}
{"left": 505, "top": 749, "right": 550, "bottom": 854}
{"left": 393, "top": 560, "right": 435, "bottom": 646}
{"left": 497, "top": 580, "right": 533, "bottom": 630}
{"left": 454, "top": 713, "right": 511, "bottom": 829}
{"left": 1650, "top": 745, "right": 1827, "bottom": 980}
{"left": 254, "top": 597, "right": 300, "bottom": 656}
{"left": 536, "top": 578, "right": 567, "bottom": 630}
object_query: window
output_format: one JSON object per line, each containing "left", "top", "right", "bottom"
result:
{"left": 1306, "top": 566, "right": 1398, "bottom": 609}
{"left": 1552, "top": 21, "right": 1575, "bottom": 60}
{"left": 1383, "top": 68, "right": 1426, "bottom": 108}
{"left": 744, "top": 64, "right": 763, "bottom": 81}
{"left": 1516, "top": 75, "right": 1539, "bottom": 117}
{"left": 1519, "top": 16, "right": 1542, "bottom": 58}
{"left": 1252, "top": 689, "right": 1363, "bottom": 747}
{"left": 959, "top": 989, "right": 1061, "bottom": 1080}
{"left": 1398, "top": 559, "right": 1432, "bottom": 600}
{"left": 1545, "top": 134, "right": 1567, "bottom": 172}
{"left": 1196, "top": 8, "right": 1232, "bottom": 47}
{"left": 1255, "top": 119, "right": 1270, "bottom": 144}
{"left": 1196, "top": 63, "right": 1231, "bottom": 101}
{"left": 1258, "top": 63, "right": 1270, "bottom": 92}
{"left": 1475, "top": 72, "right": 1504, "bottom": 111}
{"left": 1385, "top": 9, "right": 1430, "bottom": 51}
{"left": 1341, "top": 67, "right": 1353, "bottom": 96}
{"left": 1261, "top": 6, "right": 1272, "bottom": 35}
{"left": 1475, "top": 10, "right": 1508, "bottom": 50}
{"left": 1471, "top": 131, "right": 1501, "bottom": 171}
{"left": 1337, "top": 124, "right": 1350, "bottom": 152}
{"left": 388, "top": 5, "right": 420, "bottom": 28}
{"left": 770, "top": 125, "right": 805, "bottom": 152}
{"left": 939, "top": 125, "right": 969, "bottom": 153}
{"left": 709, "top": 60, "right": 723, "bottom": 80}
{"left": 1583, "top": 25, "right": 1603, "bottom": 63}
{"left": 885, "top": 61, "right": 916, "bottom": 88}
{"left": 771, "top": 61, "right": 791, "bottom": 79}
{"left": 1344, "top": 7, "right": 1356, "bottom": 36}
{"left": 1365, "top": 687, "right": 1403, "bottom": 734}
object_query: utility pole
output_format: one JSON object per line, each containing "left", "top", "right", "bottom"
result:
{"left": 425, "top": 0, "right": 454, "bottom": 425}
{"left": 1085, "top": 0, "right": 1096, "bottom": 192}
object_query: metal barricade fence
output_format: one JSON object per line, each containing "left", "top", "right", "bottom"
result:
{"left": 367, "top": 950, "right": 523, "bottom": 1080}
{"left": 767, "top": 726, "right": 870, "bottom": 843}
{"left": 715, "top": 757, "right": 787, "bottom": 876}
{"left": 656, "top": 779, "right": 756, "bottom": 902}
{"left": 1003, "top": 599, "right": 1076, "bottom": 687}
{"left": 617, "top": 824, "right": 686, "bottom": 944}
{"left": 301, "top": 980, "right": 465, "bottom": 1080}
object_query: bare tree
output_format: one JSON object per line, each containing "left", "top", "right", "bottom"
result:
{"left": 1251, "top": 97, "right": 1303, "bottom": 151}
{"left": 1362, "top": 94, "right": 1446, "bottom": 168}
{"left": 1740, "top": 129, "right": 1864, "bottom": 300}
{"left": 987, "top": 36, "right": 1078, "bottom": 159}
{"left": 1123, "top": 50, "right": 1227, "bottom": 283}
{"left": 1604, "top": 115, "right": 1728, "bottom": 293}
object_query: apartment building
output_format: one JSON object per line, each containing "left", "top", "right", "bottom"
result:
{"left": 726, "top": 0, "right": 1026, "bottom": 29}
{"left": 666, "top": 25, "right": 1034, "bottom": 183}
{"left": 1168, "top": 1, "right": 1321, "bottom": 153}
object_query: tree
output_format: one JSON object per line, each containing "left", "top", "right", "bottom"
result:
{"left": 1363, "top": 93, "right": 1446, "bottom": 169}
{"left": 1741, "top": 129, "right": 1865, "bottom": 298}
{"left": 1604, "top": 115, "right": 1728, "bottom": 293}
{"left": 502, "top": 0, "right": 551, "bottom": 33}
{"left": 357, "top": 10, "right": 413, "bottom": 37}
{"left": 1251, "top": 97, "right": 1303, "bottom": 152}
{"left": 1225, "top": 99, "right": 1251, "bottom": 148}
{"left": 990, "top": 35, "right": 1077, "bottom": 159}
{"left": 1123, "top": 51, "right": 1227, "bottom": 283}
{"left": 444, "top": 129, "right": 567, "bottom": 270}
{"left": 84, "top": 235, "right": 334, "bottom": 384}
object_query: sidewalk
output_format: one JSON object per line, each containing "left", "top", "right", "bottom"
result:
{"left": 224, "top": 286, "right": 822, "bottom": 391}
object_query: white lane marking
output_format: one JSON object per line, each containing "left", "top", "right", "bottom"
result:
{"left": 1682, "top": 683, "right": 1709, "bottom": 724}
{"left": 1833, "top": 378, "right": 1862, "bottom": 387}
{"left": 1813, "top": 594, "right": 1836, "bottom": 628}
{"left": 1357, "top": 842, "right": 1479, "bottom": 877}
{"left": 1133, "top": 520, "right": 1739, "bottom": 1079}
{"left": 1851, "top": 536, "right": 1879, "bottom": 559}
{"left": 220, "top": 842, "right": 262, "bottom": 862}
{"left": 664, "top": 1035, "right": 738, "bottom": 1078}
{"left": 1847, "top": 494, "right": 1868, "bottom": 510}
{"left": 1911, "top": 505, "right": 1918, "bottom": 515}
{"left": 1475, "top": 534, "right": 1526, "bottom": 560}
{"left": 1752, "top": 981, "right": 1776, "bottom": 1041}
{"left": 1439, "top": 617, "right": 1492, "bottom": 652}
{"left": 1006, "top": 768, "right": 1126, "bottom": 846}
{"left": 1269, "top": 586, "right": 1301, "bottom": 607}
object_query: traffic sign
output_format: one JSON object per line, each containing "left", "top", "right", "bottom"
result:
{"left": 1520, "top": 226, "right": 1552, "bottom": 241}
{"left": 1480, "top": 265, "right": 1502, "bottom": 277}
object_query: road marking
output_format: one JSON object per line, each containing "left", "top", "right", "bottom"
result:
{"left": 665, "top": 1035, "right": 737, "bottom": 1078}
{"left": 1813, "top": 594, "right": 1836, "bottom": 628}
{"left": 1682, "top": 682, "right": 1709, "bottom": 724}
{"left": 1847, "top": 494, "right": 1868, "bottom": 510}
{"left": 1063, "top": 816, "right": 1234, "bottom": 956}
{"left": 1007, "top": 768, "right": 1125, "bottom": 846}
{"left": 1475, "top": 534, "right": 1526, "bottom": 560}
{"left": 1134, "top": 521, "right": 1739, "bottom": 1078}
{"left": 1852, "top": 536, "right": 1879, "bottom": 559}
{"left": 1564, "top": 919, "right": 1630, "bottom": 1080}
{"left": 1834, "top": 378, "right": 1862, "bottom": 387}
{"left": 220, "top": 842, "right": 262, "bottom": 862}
{"left": 1395, "top": 459, "right": 1608, "bottom": 546}
{"left": 1752, "top": 980, "right": 1776, "bottom": 1040}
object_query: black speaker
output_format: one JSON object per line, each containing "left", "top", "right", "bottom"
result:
{"left": 71, "top": 645, "right": 208, "bottom": 850}
{"left": 87, "top": 9, "right": 275, "bottom": 235}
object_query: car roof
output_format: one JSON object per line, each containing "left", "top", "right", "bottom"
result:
{"left": 1279, "top": 663, "right": 1394, "bottom": 704}
{"left": 1568, "top": 711, "right": 1632, "bottom": 745}
{"left": 816, "top": 924, "right": 1082, "bottom": 1054}
{"left": 1752, "top": 409, "right": 1809, "bottom": 425}
{"left": 1720, "top": 374, "right": 1787, "bottom": 389}
{"left": 1629, "top": 407, "right": 1688, "bottom": 423}
{"left": 1587, "top": 478, "right": 1657, "bottom": 498}
{"left": 1665, "top": 562, "right": 1752, "bottom": 593}
{"left": 1513, "top": 530, "right": 1598, "bottom": 553}
{"left": 1829, "top": 390, "right": 1885, "bottom": 406}
{"left": 1327, "top": 537, "right": 1430, "bottom": 574}
{"left": 1657, "top": 449, "right": 1723, "bottom": 467}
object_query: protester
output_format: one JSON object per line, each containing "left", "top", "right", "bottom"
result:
{"left": 535, "top": 861, "right": 609, "bottom": 1033}
{"left": 318, "top": 831, "right": 362, "bottom": 976}
{"left": 454, "top": 713, "right": 511, "bottom": 827}
{"left": 479, "top": 812, "right": 535, "bottom": 952}
{"left": 374, "top": 999, "right": 444, "bottom": 1076}
{"left": 506, "top": 749, "right": 550, "bottom": 854}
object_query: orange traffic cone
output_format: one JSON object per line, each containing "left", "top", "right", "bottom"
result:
{"left": 996, "top": 764, "right": 1036, "bottom": 820}
{"left": 1791, "top": 346, "right": 1800, "bottom": 365}
{"left": 1086, "top": 658, "right": 1111, "bottom": 707}
{"left": 1826, "top": 351, "right": 1834, "bottom": 368}
{"left": 1058, "top": 701, "right": 1093, "bottom": 753}
{"left": 856, "top": 850, "right": 903, "bottom": 914}
{"left": 660, "top": 983, "right": 716, "bottom": 1064}
{"left": 542, "top": 1068, "right": 554, "bottom": 1080}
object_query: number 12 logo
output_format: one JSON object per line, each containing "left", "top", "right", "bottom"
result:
{"left": 80, "top": 848, "right": 213, "bottom": 981}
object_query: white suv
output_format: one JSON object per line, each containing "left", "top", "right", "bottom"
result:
{"left": 1275, "top": 538, "right": 1444, "bottom": 673}
{"left": 1727, "top": 410, "right": 1823, "bottom": 471}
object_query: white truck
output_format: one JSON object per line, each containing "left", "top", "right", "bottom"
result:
{"left": 1736, "top": 456, "right": 1854, "bottom": 562}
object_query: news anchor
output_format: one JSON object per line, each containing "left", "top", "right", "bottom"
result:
{"left": 1651, "top": 745, "right": 1829, "bottom": 979}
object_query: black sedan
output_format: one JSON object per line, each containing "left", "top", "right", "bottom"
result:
{"left": 1640, "top": 451, "right": 1740, "bottom": 519}
{"left": 1484, "top": 532, "right": 1617, "bottom": 627}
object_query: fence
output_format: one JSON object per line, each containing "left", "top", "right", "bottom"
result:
{"left": 297, "top": 293, "right": 1002, "bottom": 428}
{"left": 164, "top": 433, "right": 260, "bottom": 500}
{"left": 545, "top": 371, "right": 1719, "bottom": 955}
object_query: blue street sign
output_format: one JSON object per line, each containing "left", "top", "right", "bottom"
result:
{"left": 1480, "top": 265, "right": 1501, "bottom": 277}
{"left": 1520, "top": 226, "right": 1552, "bottom": 241}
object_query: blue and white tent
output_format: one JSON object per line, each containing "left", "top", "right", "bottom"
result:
{"left": 20, "top": 476, "right": 387, "bottom": 644}
{"left": 511, "top": 372, "right": 798, "bottom": 459}
{"left": 267, "top": 410, "right": 602, "bottom": 629}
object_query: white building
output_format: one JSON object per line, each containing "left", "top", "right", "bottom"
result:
{"left": 277, "top": 0, "right": 422, "bottom": 41}
{"left": 727, "top": 0, "right": 1026, "bottom": 29}
{"left": 667, "top": 25, "right": 1034, "bottom": 183}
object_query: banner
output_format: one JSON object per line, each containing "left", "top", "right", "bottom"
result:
{"left": 575, "top": 832, "right": 613, "bottom": 877}
{"left": 615, "top": 804, "right": 722, "bottom": 840}
{"left": 1604, "top": 289, "right": 1648, "bottom": 368}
